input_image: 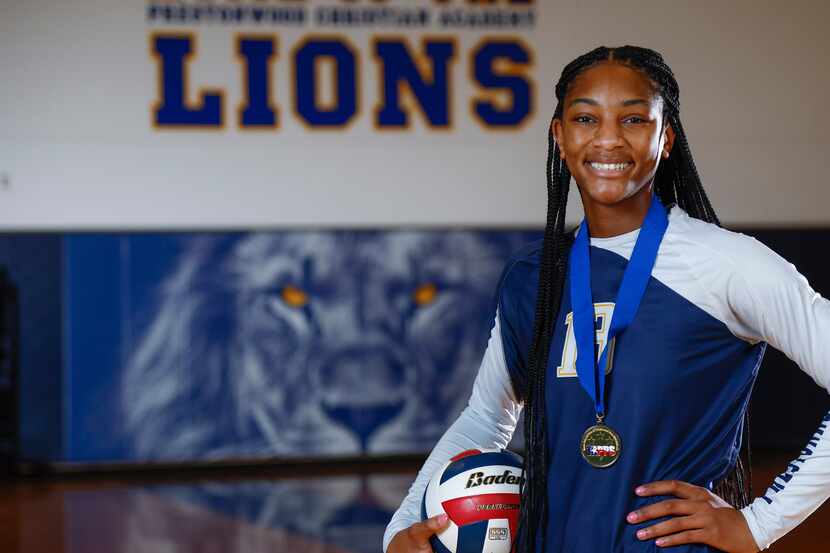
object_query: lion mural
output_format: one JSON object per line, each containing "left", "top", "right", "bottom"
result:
{"left": 121, "top": 231, "right": 531, "bottom": 460}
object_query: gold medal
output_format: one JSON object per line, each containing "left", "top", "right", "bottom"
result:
{"left": 580, "top": 418, "right": 622, "bottom": 468}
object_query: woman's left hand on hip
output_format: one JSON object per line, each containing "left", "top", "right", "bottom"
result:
{"left": 626, "top": 479, "right": 759, "bottom": 552}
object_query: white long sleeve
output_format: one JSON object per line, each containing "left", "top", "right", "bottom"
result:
{"left": 714, "top": 230, "right": 830, "bottom": 549}
{"left": 382, "top": 313, "right": 522, "bottom": 552}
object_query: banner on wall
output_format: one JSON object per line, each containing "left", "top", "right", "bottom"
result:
{"left": 1, "top": 0, "right": 546, "bottom": 229}
{"left": 146, "top": 0, "right": 536, "bottom": 132}
{"left": 64, "top": 229, "right": 538, "bottom": 462}
{"left": 0, "top": 229, "right": 537, "bottom": 464}
{"left": 5, "top": 1, "right": 830, "bottom": 227}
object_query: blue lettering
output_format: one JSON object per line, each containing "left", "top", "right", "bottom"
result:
{"left": 374, "top": 39, "right": 455, "bottom": 128}
{"left": 238, "top": 36, "right": 277, "bottom": 128}
{"left": 152, "top": 34, "right": 223, "bottom": 127}
{"left": 295, "top": 38, "right": 358, "bottom": 127}
{"left": 472, "top": 39, "right": 533, "bottom": 128}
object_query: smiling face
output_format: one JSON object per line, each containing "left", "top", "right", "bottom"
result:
{"left": 552, "top": 62, "right": 675, "bottom": 211}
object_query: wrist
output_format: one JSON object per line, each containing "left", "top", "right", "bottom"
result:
{"left": 738, "top": 504, "right": 765, "bottom": 552}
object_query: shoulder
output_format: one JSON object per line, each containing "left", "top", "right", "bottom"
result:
{"left": 656, "top": 206, "right": 811, "bottom": 343}
{"left": 664, "top": 206, "right": 800, "bottom": 286}
{"left": 495, "top": 238, "right": 542, "bottom": 319}
{"left": 495, "top": 235, "right": 577, "bottom": 311}
{"left": 498, "top": 239, "right": 542, "bottom": 292}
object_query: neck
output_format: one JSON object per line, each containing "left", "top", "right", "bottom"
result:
{"left": 581, "top": 185, "right": 654, "bottom": 238}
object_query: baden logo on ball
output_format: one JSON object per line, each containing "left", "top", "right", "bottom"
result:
{"left": 422, "top": 449, "right": 523, "bottom": 553}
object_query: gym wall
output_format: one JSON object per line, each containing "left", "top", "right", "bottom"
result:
{"left": 1, "top": 0, "right": 828, "bottom": 465}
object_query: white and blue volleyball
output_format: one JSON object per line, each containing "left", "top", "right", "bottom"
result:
{"left": 421, "top": 448, "right": 524, "bottom": 553}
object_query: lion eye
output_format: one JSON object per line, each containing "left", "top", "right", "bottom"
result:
{"left": 281, "top": 285, "right": 309, "bottom": 308}
{"left": 413, "top": 283, "right": 438, "bottom": 306}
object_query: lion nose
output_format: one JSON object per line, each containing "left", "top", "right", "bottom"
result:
{"left": 317, "top": 348, "right": 407, "bottom": 452}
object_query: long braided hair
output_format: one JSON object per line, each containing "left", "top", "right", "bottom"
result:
{"left": 516, "top": 45, "right": 752, "bottom": 552}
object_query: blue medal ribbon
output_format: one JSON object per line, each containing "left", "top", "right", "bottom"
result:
{"left": 569, "top": 193, "right": 669, "bottom": 420}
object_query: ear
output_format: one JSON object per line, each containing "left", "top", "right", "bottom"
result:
{"left": 552, "top": 118, "right": 565, "bottom": 159}
{"left": 661, "top": 122, "right": 676, "bottom": 159}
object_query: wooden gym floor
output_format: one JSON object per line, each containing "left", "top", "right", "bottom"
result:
{"left": 0, "top": 450, "right": 827, "bottom": 553}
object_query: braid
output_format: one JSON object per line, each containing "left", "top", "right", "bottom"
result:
{"left": 516, "top": 45, "right": 750, "bottom": 552}
{"left": 517, "top": 119, "right": 570, "bottom": 551}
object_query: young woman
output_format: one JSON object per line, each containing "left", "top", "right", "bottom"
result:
{"left": 384, "top": 46, "right": 830, "bottom": 553}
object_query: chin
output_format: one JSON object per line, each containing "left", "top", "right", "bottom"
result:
{"left": 582, "top": 180, "right": 638, "bottom": 207}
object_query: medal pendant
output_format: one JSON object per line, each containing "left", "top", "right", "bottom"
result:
{"left": 580, "top": 421, "right": 622, "bottom": 468}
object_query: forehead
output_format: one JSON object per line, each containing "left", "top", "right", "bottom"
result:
{"left": 565, "top": 62, "right": 659, "bottom": 106}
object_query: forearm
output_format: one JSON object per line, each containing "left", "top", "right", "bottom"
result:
{"left": 382, "top": 402, "right": 519, "bottom": 552}
{"left": 741, "top": 411, "right": 830, "bottom": 549}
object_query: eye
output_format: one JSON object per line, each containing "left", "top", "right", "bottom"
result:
{"left": 413, "top": 283, "right": 439, "bottom": 306}
{"left": 624, "top": 116, "right": 647, "bottom": 124}
{"left": 574, "top": 115, "right": 595, "bottom": 124}
{"left": 281, "top": 285, "right": 309, "bottom": 308}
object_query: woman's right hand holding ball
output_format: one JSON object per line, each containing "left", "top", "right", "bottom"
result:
{"left": 387, "top": 514, "right": 449, "bottom": 553}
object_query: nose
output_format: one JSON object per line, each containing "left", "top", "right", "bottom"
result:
{"left": 592, "top": 118, "right": 624, "bottom": 150}
{"left": 318, "top": 347, "right": 407, "bottom": 452}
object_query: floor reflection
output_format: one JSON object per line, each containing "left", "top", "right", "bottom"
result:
{"left": 5, "top": 453, "right": 830, "bottom": 553}
{"left": 62, "top": 474, "right": 412, "bottom": 553}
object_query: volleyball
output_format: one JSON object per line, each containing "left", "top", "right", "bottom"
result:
{"left": 421, "top": 449, "right": 524, "bottom": 553}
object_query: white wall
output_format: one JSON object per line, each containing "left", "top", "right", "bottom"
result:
{"left": 1, "top": 0, "right": 828, "bottom": 229}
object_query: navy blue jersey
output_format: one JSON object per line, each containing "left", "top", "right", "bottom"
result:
{"left": 384, "top": 207, "right": 830, "bottom": 553}
{"left": 500, "top": 241, "right": 763, "bottom": 552}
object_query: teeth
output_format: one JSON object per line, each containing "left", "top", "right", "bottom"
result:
{"left": 590, "top": 162, "right": 631, "bottom": 171}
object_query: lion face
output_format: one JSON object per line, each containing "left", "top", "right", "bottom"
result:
{"left": 122, "top": 230, "right": 528, "bottom": 459}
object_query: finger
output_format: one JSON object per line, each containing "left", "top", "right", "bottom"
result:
{"left": 627, "top": 499, "right": 706, "bottom": 523}
{"left": 636, "top": 480, "right": 708, "bottom": 500}
{"left": 635, "top": 514, "right": 705, "bottom": 541}
{"left": 654, "top": 529, "right": 708, "bottom": 548}
{"left": 408, "top": 514, "right": 449, "bottom": 544}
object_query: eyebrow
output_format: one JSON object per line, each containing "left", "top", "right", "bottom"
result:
{"left": 568, "top": 98, "right": 650, "bottom": 108}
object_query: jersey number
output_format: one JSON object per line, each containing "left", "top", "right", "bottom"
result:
{"left": 557, "top": 302, "right": 616, "bottom": 378}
